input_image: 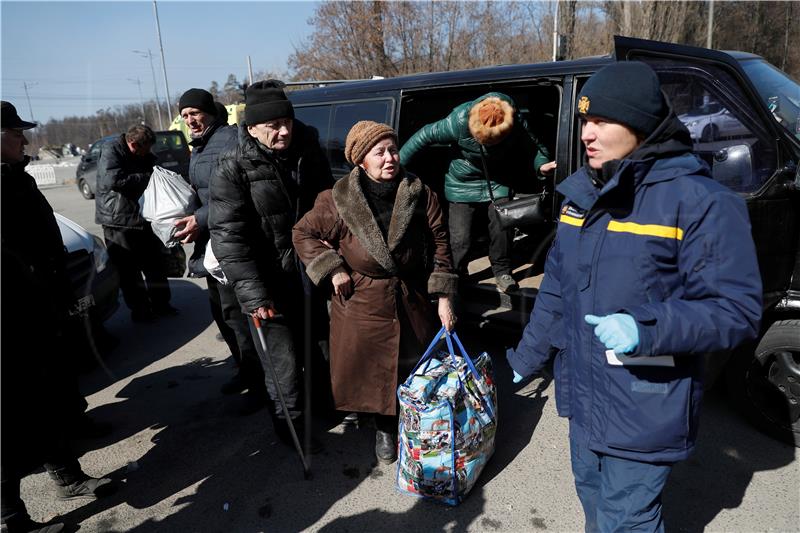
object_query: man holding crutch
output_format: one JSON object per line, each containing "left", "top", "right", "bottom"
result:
{"left": 209, "top": 80, "right": 334, "bottom": 459}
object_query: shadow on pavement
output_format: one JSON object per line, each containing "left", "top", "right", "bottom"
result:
{"left": 663, "top": 383, "right": 796, "bottom": 532}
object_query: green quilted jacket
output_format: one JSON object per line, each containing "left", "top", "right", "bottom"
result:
{"left": 399, "top": 92, "right": 550, "bottom": 203}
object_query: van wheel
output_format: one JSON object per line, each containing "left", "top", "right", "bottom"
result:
{"left": 700, "top": 124, "right": 719, "bottom": 143}
{"left": 725, "top": 320, "right": 800, "bottom": 446}
{"left": 79, "top": 179, "right": 94, "bottom": 199}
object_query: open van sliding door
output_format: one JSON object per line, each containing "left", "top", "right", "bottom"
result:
{"left": 615, "top": 36, "right": 800, "bottom": 446}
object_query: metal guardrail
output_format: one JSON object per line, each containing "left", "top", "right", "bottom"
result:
{"left": 26, "top": 164, "right": 57, "bottom": 186}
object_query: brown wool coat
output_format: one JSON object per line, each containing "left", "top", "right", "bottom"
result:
{"left": 292, "top": 167, "right": 458, "bottom": 415}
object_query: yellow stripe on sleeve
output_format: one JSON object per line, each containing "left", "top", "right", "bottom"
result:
{"left": 607, "top": 221, "right": 684, "bottom": 240}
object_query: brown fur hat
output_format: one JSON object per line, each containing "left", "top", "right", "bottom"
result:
{"left": 468, "top": 96, "right": 515, "bottom": 145}
{"left": 344, "top": 120, "right": 397, "bottom": 165}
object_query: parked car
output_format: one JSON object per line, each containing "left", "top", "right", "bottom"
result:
{"left": 287, "top": 36, "right": 800, "bottom": 446}
{"left": 55, "top": 213, "right": 120, "bottom": 325}
{"left": 75, "top": 130, "right": 190, "bottom": 199}
{"left": 678, "top": 100, "right": 751, "bottom": 142}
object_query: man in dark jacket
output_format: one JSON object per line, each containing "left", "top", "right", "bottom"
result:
{"left": 1, "top": 101, "right": 113, "bottom": 533}
{"left": 400, "top": 92, "right": 555, "bottom": 292}
{"left": 210, "top": 80, "right": 334, "bottom": 450}
{"left": 95, "top": 124, "right": 175, "bottom": 322}
{"left": 174, "top": 89, "right": 267, "bottom": 412}
{"left": 507, "top": 63, "right": 762, "bottom": 532}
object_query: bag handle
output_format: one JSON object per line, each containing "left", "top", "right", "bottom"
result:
{"left": 478, "top": 145, "right": 499, "bottom": 204}
{"left": 405, "top": 326, "right": 485, "bottom": 385}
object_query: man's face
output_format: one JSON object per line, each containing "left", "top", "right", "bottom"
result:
{"left": 127, "top": 140, "right": 154, "bottom": 158}
{"left": 1, "top": 128, "right": 29, "bottom": 164}
{"left": 580, "top": 116, "right": 641, "bottom": 169}
{"left": 247, "top": 118, "right": 293, "bottom": 151}
{"left": 181, "top": 107, "right": 215, "bottom": 138}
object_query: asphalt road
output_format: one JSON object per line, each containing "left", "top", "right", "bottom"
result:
{"left": 19, "top": 183, "right": 800, "bottom": 532}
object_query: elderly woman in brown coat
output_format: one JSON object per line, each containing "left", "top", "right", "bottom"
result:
{"left": 292, "top": 121, "right": 458, "bottom": 464}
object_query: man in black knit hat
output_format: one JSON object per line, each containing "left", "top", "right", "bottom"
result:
{"left": 210, "top": 81, "right": 334, "bottom": 452}
{"left": 175, "top": 88, "right": 268, "bottom": 414}
{"left": 507, "top": 62, "right": 761, "bottom": 531}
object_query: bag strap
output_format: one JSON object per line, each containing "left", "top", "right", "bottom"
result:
{"left": 478, "top": 145, "right": 498, "bottom": 204}
{"left": 405, "top": 326, "right": 447, "bottom": 385}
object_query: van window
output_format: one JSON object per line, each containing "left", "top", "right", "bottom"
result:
{"left": 329, "top": 100, "right": 392, "bottom": 173}
{"left": 294, "top": 105, "right": 331, "bottom": 154}
{"left": 153, "top": 131, "right": 187, "bottom": 153}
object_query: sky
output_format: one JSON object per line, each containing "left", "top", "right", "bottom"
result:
{"left": 0, "top": 0, "right": 318, "bottom": 123}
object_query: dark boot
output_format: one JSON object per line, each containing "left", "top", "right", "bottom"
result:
{"left": 375, "top": 430, "right": 397, "bottom": 465}
{"left": 46, "top": 463, "right": 114, "bottom": 501}
{"left": 1, "top": 516, "right": 64, "bottom": 533}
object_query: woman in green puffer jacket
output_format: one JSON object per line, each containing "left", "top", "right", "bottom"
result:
{"left": 399, "top": 92, "right": 555, "bottom": 292}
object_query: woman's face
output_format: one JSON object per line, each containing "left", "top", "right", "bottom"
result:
{"left": 359, "top": 137, "right": 400, "bottom": 181}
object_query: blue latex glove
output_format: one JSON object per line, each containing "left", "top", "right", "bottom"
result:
{"left": 512, "top": 370, "right": 524, "bottom": 383}
{"left": 584, "top": 313, "right": 639, "bottom": 354}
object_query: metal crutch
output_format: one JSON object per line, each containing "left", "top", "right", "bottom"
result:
{"left": 251, "top": 315, "right": 311, "bottom": 479}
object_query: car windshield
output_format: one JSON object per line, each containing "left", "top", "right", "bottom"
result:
{"left": 739, "top": 58, "right": 800, "bottom": 139}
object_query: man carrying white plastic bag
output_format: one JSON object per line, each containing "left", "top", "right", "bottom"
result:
{"left": 141, "top": 166, "right": 198, "bottom": 247}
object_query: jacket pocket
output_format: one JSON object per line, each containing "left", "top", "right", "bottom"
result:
{"left": 602, "top": 365, "right": 691, "bottom": 453}
{"left": 553, "top": 347, "right": 570, "bottom": 418}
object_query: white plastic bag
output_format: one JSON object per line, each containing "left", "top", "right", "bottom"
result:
{"left": 141, "top": 166, "right": 198, "bottom": 247}
{"left": 202, "top": 240, "right": 229, "bottom": 285}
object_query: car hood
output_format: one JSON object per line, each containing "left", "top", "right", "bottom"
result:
{"left": 54, "top": 213, "right": 93, "bottom": 253}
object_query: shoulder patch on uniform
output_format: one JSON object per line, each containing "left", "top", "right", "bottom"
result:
{"left": 559, "top": 204, "right": 585, "bottom": 227}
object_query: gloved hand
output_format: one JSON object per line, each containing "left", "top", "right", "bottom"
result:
{"left": 512, "top": 370, "right": 524, "bottom": 383}
{"left": 584, "top": 313, "right": 639, "bottom": 354}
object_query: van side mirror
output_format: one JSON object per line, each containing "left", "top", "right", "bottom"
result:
{"left": 711, "top": 144, "right": 754, "bottom": 192}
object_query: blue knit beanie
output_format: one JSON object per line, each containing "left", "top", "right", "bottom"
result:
{"left": 577, "top": 62, "right": 666, "bottom": 135}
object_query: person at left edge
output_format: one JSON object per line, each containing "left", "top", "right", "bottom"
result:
{"left": 94, "top": 124, "right": 177, "bottom": 322}
{"left": 173, "top": 89, "right": 268, "bottom": 413}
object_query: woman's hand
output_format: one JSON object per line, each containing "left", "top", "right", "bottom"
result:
{"left": 331, "top": 267, "right": 353, "bottom": 298}
{"left": 438, "top": 296, "right": 457, "bottom": 332}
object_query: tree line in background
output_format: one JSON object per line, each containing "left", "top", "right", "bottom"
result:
{"left": 29, "top": 0, "right": 797, "bottom": 156}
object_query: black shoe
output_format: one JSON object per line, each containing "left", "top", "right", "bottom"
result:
{"left": 341, "top": 412, "right": 359, "bottom": 427}
{"left": 53, "top": 475, "right": 114, "bottom": 501}
{"left": 220, "top": 374, "right": 247, "bottom": 395}
{"left": 131, "top": 309, "right": 155, "bottom": 323}
{"left": 152, "top": 304, "right": 179, "bottom": 317}
{"left": 375, "top": 430, "right": 397, "bottom": 465}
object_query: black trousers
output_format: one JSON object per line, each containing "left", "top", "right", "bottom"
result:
{"left": 207, "top": 277, "right": 265, "bottom": 393}
{"left": 103, "top": 225, "right": 171, "bottom": 313}
{"left": 248, "top": 318, "right": 302, "bottom": 421}
{"left": 448, "top": 201, "right": 513, "bottom": 277}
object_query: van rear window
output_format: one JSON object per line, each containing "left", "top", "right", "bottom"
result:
{"left": 329, "top": 100, "right": 392, "bottom": 172}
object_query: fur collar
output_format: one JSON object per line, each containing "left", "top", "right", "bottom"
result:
{"left": 332, "top": 167, "right": 423, "bottom": 275}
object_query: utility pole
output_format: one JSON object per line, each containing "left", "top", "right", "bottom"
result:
{"left": 552, "top": 0, "right": 560, "bottom": 62}
{"left": 706, "top": 0, "right": 714, "bottom": 49}
{"left": 128, "top": 77, "right": 146, "bottom": 123}
{"left": 153, "top": 0, "right": 173, "bottom": 126}
{"left": 22, "top": 81, "right": 36, "bottom": 125}
{"left": 247, "top": 55, "right": 254, "bottom": 86}
{"left": 133, "top": 49, "right": 164, "bottom": 130}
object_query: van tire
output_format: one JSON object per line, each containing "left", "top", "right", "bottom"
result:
{"left": 725, "top": 320, "right": 800, "bottom": 447}
{"left": 79, "top": 179, "right": 94, "bottom": 200}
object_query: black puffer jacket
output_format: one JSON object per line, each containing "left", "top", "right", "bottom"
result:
{"left": 94, "top": 134, "right": 156, "bottom": 228}
{"left": 209, "top": 120, "right": 333, "bottom": 312}
{"left": 187, "top": 120, "right": 238, "bottom": 276}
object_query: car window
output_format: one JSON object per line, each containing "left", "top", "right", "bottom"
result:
{"left": 88, "top": 141, "right": 103, "bottom": 158}
{"left": 739, "top": 58, "right": 800, "bottom": 140}
{"left": 329, "top": 100, "right": 393, "bottom": 173}
{"left": 153, "top": 132, "right": 187, "bottom": 154}
{"left": 294, "top": 105, "right": 331, "bottom": 154}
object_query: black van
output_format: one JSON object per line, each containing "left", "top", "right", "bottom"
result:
{"left": 288, "top": 36, "right": 800, "bottom": 445}
{"left": 75, "top": 130, "right": 190, "bottom": 199}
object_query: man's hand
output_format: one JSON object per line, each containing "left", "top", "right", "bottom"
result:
{"left": 331, "top": 267, "right": 353, "bottom": 298}
{"left": 251, "top": 306, "right": 277, "bottom": 320}
{"left": 173, "top": 215, "right": 199, "bottom": 244}
{"left": 584, "top": 313, "right": 639, "bottom": 354}
{"left": 539, "top": 161, "right": 557, "bottom": 176}
{"left": 438, "top": 296, "right": 457, "bottom": 332}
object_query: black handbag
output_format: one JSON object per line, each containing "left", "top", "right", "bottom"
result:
{"left": 479, "top": 146, "right": 547, "bottom": 230}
